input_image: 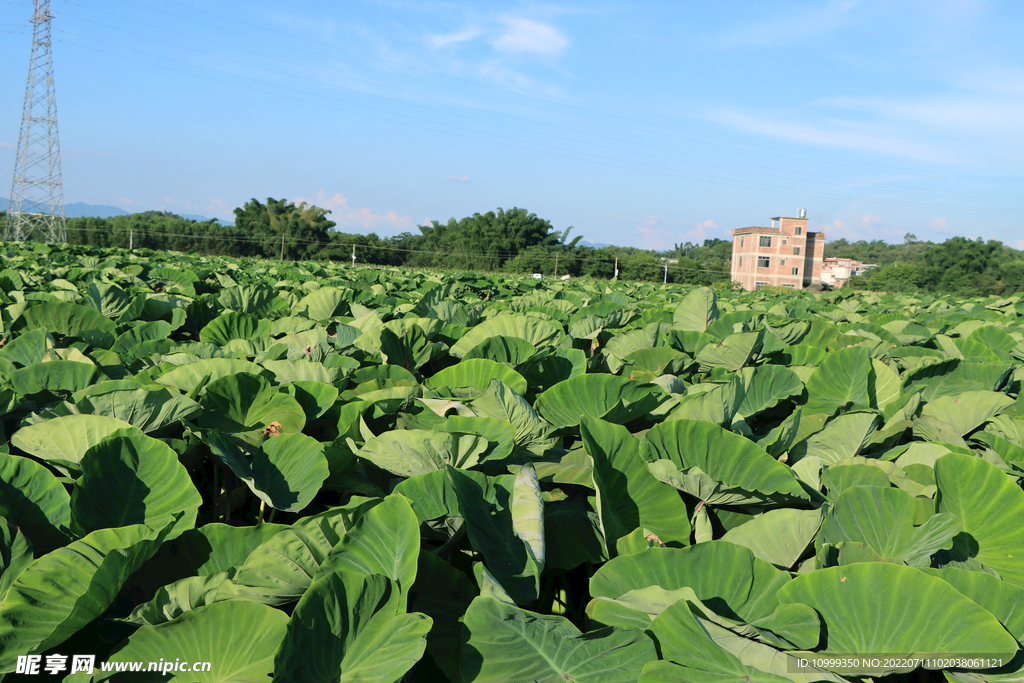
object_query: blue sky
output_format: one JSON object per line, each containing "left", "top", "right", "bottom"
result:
{"left": 1, "top": 0, "right": 1022, "bottom": 250}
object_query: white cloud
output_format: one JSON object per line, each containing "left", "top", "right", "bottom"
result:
{"left": 931, "top": 217, "right": 952, "bottom": 234}
{"left": 491, "top": 16, "right": 569, "bottom": 57}
{"left": 447, "top": 175, "right": 470, "bottom": 182}
{"left": 686, "top": 219, "right": 717, "bottom": 243}
{"left": 1012, "top": 239, "right": 1024, "bottom": 250}
{"left": 293, "top": 189, "right": 414, "bottom": 233}
{"left": 428, "top": 27, "right": 482, "bottom": 50}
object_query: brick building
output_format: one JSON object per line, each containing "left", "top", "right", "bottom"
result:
{"left": 730, "top": 209, "right": 825, "bottom": 290}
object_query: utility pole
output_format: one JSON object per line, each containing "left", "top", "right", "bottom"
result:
{"left": 554, "top": 254, "right": 558, "bottom": 278}
{"left": 5, "top": 0, "right": 66, "bottom": 243}
{"left": 614, "top": 257, "right": 618, "bottom": 280}
{"left": 129, "top": 228, "right": 133, "bottom": 250}
{"left": 664, "top": 263, "right": 668, "bottom": 284}
{"left": 280, "top": 233, "right": 285, "bottom": 260}
{"left": 351, "top": 243, "right": 356, "bottom": 268}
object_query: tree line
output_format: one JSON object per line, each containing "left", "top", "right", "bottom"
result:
{"left": 830, "top": 233, "right": 1024, "bottom": 296}
{"left": 38, "top": 200, "right": 731, "bottom": 285}
{"left": 8, "top": 201, "right": 1021, "bottom": 293}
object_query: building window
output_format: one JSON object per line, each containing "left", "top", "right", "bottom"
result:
{"left": 782, "top": 238, "right": 788, "bottom": 245}
{"left": 740, "top": 237, "right": 744, "bottom": 248}
{"left": 780, "top": 259, "right": 786, "bottom": 266}
{"left": 796, "top": 227, "right": 803, "bottom": 235}
{"left": 759, "top": 236, "right": 772, "bottom": 248}
{"left": 793, "top": 246, "right": 801, "bottom": 256}
{"left": 738, "top": 256, "right": 743, "bottom": 267}
{"left": 756, "top": 281, "right": 769, "bottom": 290}
{"left": 792, "top": 267, "right": 799, "bottom": 275}
{"left": 782, "top": 283, "right": 795, "bottom": 288}
{"left": 758, "top": 256, "right": 770, "bottom": 268}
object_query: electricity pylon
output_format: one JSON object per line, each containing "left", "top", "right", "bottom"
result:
{"left": 5, "top": 0, "right": 66, "bottom": 243}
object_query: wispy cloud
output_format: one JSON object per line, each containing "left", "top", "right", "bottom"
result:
{"left": 491, "top": 16, "right": 569, "bottom": 57}
{"left": 447, "top": 175, "right": 470, "bottom": 182}
{"left": 293, "top": 189, "right": 414, "bottom": 233}
{"left": 714, "top": 110, "right": 949, "bottom": 162}
{"left": 716, "top": 0, "right": 859, "bottom": 48}
{"left": 428, "top": 27, "right": 482, "bottom": 50}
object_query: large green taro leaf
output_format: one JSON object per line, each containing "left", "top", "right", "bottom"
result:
{"left": 293, "top": 286, "right": 349, "bottom": 320}
{"left": 642, "top": 600, "right": 792, "bottom": 683}
{"left": 450, "top": 315, "right": 563, "bottom": 358}
{"left": 802, "top": 345, "right": 871, "bottom": 416}
{"left": 581, "top": 417, "right": 690, "bottom": 553}
{"left": 408, "top": 552, "right": 477, "bottom": 681}
{"left": 313, "top": 494, "right": 420, "bottom": 610}
{"left": 273, "top": 571, "right": 430, "bottom": 683}
{"left": 460, "top": 379, "right": 557, "bottom": 456}
{"left": 96, "top": 601, "right": 289, "bottom": 683}
{"left": 20, "top": 301, "right": 117, "bottom": 348}
{"left": 109, "top": 320, "right": 172, "bottom": 357}
{"left": 920, "top": 566, "right": 1024, "bottom": 641}
{"left": 198, "top": 372, "right": 306, "bottom": 437}
{"left": 0, "top": 453, "right": 71, "bottom": 552}
{"left": 535, "top": 374, "right": 663, "bottom": 428}
{"left": 459, "top": 596, "right": 656, "bottom": 683}
{"left": 589, "top": 543, "right": 820, "bottom": 650}
{"left": 154, "top": 358, "right": 273, "bottom": 393}
{"left": 735, "top": 365, "right": 804, "bottom": 422}
{"left": 10, "top": 414, "right": 143, "bottom": 476}
{"left": 821, "top": 485, "right": 960, "bottom": 567}
{"left": 216, "top": 505, "right": 369, "bottom": 606}
{"left": 462, "top": 335, "right": 538, "bottom": 365}
{"left": 666, "top": 376, "right": 744, "bottom": 427}
{"left": 641, "top": 420, "right": 808, "bottom": 503}
{"left": 0, "top": 327, "right": 52, "bottom": 368}
{"left": 790, "top": 411, "right": 879, "bottom": 467}
{"left": 448, "top": 468, "right": 542, "bottom": 606}
{"left": 356, "top": 429, "right": 489, "bottom": 478}
{"left": 0, "top": 523, "right": 172, "bottom": 671}
{"left": 70, "top": 434, "right": 202, "bottom": 537}
{"left": 935, "top": 453, "right": 1024, "bottom": 587}
{"left": 695, "top": 330, "right": 764, "bottom": 372}
{"left": 920, "top": 390, "right": 1015, "bottom": 437}
{"left": 903, "top": 360, "right": 1013, "bottom": 402}
{"left": 721, "top": 508, "right": 824, "bottom": 571}
{"left": 82, "top": 281, "right": 131, "bottom": 318}
{"left": 7, "top": 360, "right": 98, "bottom": 397}
{"left": 70, "top": 385, "right": 201, "bottom": 433}
{"left": 198, "top": 311, "right": 272, "bottom": 346}
{"left": 206, "top": 431, "right": 328, "bottom": 513}
{"left": 673, "top": 287, "right": 719, "bottom": 332}
{"left": 425, "top": 358, "right": 528, "bottom": 397}
{"left": 777, "top": 563, "right": 1017, "bottom": 672}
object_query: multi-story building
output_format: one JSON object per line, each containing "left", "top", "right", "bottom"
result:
{"left": 730, "top": 209, "right": 825, "bottom": 291}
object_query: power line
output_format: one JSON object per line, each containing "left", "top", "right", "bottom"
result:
{"left": 58, "top": 223, "right": 735, "bottom": 275}
{"left": 51, "top": 34, "right": 1012, "bottom": 213}
{"left": 51, "top": 6, "right": 1017, "bottom": 203}
{"left": 83, "top": 0, "right": 1016, "bottom": 186}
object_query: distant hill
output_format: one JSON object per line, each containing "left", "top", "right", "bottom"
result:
{"left": 578, "top": 240, "right": 614, "bottom": 249}
{"left": 0, "top": 198, "right": 222, "bottom": 223}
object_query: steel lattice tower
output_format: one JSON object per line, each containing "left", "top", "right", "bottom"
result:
{"left": 5, "top": 0, "right": 66, "bottom": 243}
